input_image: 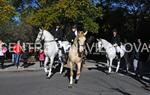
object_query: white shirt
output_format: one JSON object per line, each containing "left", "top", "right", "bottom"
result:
{"left": 0, "top": 43, "right": 4, "bottom": 56}
{"left": 75, "top": 30, "right": 78, "bottom": 36}
{"left": 0, "top": 47, "right": 4, "bottom": 56}
{"left": 56, "top": 28, "right": 58, "bottom": 31}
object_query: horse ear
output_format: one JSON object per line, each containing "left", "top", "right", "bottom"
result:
{"left": 97, "top": 39, "right": 100, "bottom": 41}
{"left": 39, "top": 28, "right": 42, "bottom": 31}
{"left": 84, "top": 31, "right": 88, "bottom": 35}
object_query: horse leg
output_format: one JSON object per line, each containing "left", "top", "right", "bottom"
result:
{"left": 57, "top": 49, "right": 63, "bottom": 74}
{"left": 59, "top": 56, "right": 63, "bottom": 74}
{"left": 47, "top": 57, "right": 54, "bottom": 78}
{"left": 68, "top": 61, "right": 73, "bottom": 88}
{"left": 107, "top": 59, "right": 109, "bottom": 67}
{"left": 116, "top": 59, "right": 120, "bottom": 72}
{"left": 108, "top": 59, "right": 112, "bottom": 73}
{"left": 44, "top": 57, "right": 49, "bottom": 74}
{"left": 105, "top": 55, "right": 109, "bottom": 67}
{"left": 75, "top": 62, "right": 81, "bottom": 84}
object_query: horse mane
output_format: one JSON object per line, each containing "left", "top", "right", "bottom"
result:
{"left": 101, "top": 39, "right": 113, "bottom": 47}
{"left": 43, "top": 29, "right": 55, "bottom": 40}
{"left": 73, "top": 37, "right": 78, "bottom": 45}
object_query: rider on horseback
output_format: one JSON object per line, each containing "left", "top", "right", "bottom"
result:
{"left": 66, "top": 25, "right": 78, "bottom": 44}
{"left": 111, "top": 29, "right": 121, "bottom": 59}
{"left": 51, "top": 25, "right": 64, "bottom": 41}
{"left": 51, "top": 25, "right": 64, "bottom": 48}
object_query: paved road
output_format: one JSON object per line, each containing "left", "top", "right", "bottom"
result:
{"left": 0, "top": 68, "right": 149, "bottom": 95}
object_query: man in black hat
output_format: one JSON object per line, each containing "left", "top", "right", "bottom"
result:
{"left": 111, "top": 29, "right": 121, "bottom": 46}
{"left": 51, "top": 25, "right": 64, "bottom": 41}
{"left": 111, "top": 29, "right": 121, "bottom": 58}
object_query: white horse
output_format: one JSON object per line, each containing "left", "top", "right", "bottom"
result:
{"left": 58, "top": 41, "right": 71, "bottom": 54}
{"left": 35, "top": 28, "right": 70, "bottom": 78}
{"left": 97, "top": 38, "right": 126, "bottom": 73}
{"left": 56, "top": 41, "right": 71, "bottom": 74}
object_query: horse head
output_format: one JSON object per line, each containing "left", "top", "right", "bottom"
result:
{"left": 74, "top": 31, "right": 87, "bottom": 57}
{"left": 35, "top": 28, "right": 45, "bottom": 43}
{"left": 97, "top": 38, "right": 104, "bottom": 50}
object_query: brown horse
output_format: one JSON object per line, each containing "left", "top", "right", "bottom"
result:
{"left": 67, "top": 31, "right": 87, "bottom": 88}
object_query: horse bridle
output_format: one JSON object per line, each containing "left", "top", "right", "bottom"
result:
{"left": 77, "top": 39, "right": 85, "bottom": 46}
{"left": 76, "top": 38, "right": 85, "bottom": 58}
{"left": 99, "top": 39, "right": 103, "bottom": 48}
{"left": 37, "top": 29, "right": 44, "bottom": 42}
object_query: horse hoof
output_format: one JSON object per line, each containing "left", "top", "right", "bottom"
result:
{"left": 68, "top": 84, "right": 73, "bottom": 88}
{"left": 46, "top": 73, "right": 49, "bottom": 76}
{"left": 46, "top": 76, "right": 51, "bottom": 79}
{"left": 75, "top": 80, "right": 78, "bottom": 84}
{"left": 59, "top": 72, "right": 62, "bottom": 75}
{"left": 106, "top": 71, "right": 111, "bottom": 75}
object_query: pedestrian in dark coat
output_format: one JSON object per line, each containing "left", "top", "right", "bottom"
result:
{"left": 21, "top": 46, "right": 29, "bottom": 68}
{"left": 132, "top": 38, "right": 142, "bottom": 77}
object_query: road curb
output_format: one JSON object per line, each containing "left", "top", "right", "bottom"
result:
{"left": 0, "top": 68, "right": 43, "bottom": 72}
{"left": 0, "top": 62, "right": 95, "bottom": 72}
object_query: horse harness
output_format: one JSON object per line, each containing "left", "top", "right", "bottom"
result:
{"left": 74, "top": 38, "right": 85, "bottom": 58}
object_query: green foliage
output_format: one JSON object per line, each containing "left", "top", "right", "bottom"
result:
{"left": 97, "top": 0, "right": 150, "bottom": 35}
{"left": 27, "top": 0, "right": 103, "bottom": 33}
{"left": 0, "top": 21, "right": 35, "bottom": 42}
{"left": 0, "top": 0, "right": 15, "bottom": 25}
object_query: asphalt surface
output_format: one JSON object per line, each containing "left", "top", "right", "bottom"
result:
{"left": 0, "top": 68, "right": 149, "bottom": 95}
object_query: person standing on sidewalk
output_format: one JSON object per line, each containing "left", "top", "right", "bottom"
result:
{"left": 38, "top": 49, "right": 45, "bottom": 67}
{"left": 132, "top": 38, "right": 142, "bottom": 77}
{"left": 0, "top": 39, "right": 7, "bottom": 69}
{"left": 13, "top": 40, "right": 22, "bottom": 68}
{"left": 21, "top": 45, "right": 29, "bottom": 68}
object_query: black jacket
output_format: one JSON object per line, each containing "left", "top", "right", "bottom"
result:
{"left": 51, "top": 28, "right": 64, "bottom": 40}
{"left": 66, "top": 31, "right": 76, "bottom": 43}
{"left": 111, "top": 35, "right": 121, "bottom": 46}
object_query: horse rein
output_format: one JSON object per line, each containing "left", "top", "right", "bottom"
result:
{"left": 76, "top": 38, "right": 85, "bottom": 58}
{"left": 73, "top": 39, "right": 85, "bottom": 48}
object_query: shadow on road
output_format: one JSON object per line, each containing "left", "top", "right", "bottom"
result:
{"left": 110, "top": 88, "right": 132, "bottom": 95}
{"left": 3, "top": 63, "right": 15, "bottom": 69}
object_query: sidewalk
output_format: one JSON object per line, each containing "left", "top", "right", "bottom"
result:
{"left": 0, "top": 60, "right": 95, "bottom": 72}
{"left": 0, "top": 62, "right": 43, "bottom": 72}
